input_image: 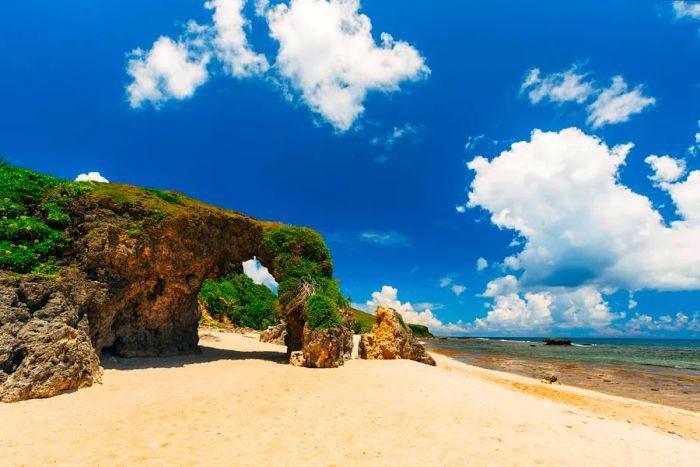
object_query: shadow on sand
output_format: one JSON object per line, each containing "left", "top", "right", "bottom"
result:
{"left": 101, "top": 344, "right": 289, "bottom": 371}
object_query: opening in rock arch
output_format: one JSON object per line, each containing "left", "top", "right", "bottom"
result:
{"left": 197, "top": 257, "right": 282, "bottom": 340}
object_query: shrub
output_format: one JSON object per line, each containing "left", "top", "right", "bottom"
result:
{"left": 408, "top": 324, "right": 433, "bottom": 338}
{"left": 0, "top": 164, "right": 86, "bottom": 274}
{"left": 306, "top": 294, "right": 342, "bottom": 330}
{"left": 198, "top": 273, "right": 279, "bottom": 330}
{"left": 145, "top": 188, "right": 181, "bottom": 204}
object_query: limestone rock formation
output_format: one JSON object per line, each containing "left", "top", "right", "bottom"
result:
{"left": 358, "top": 306, "right": 436, "bottom": 366}
{"left": 301, "top": 320, "right": 354, "bottom": 368}
{"left": 0, "top": 165, "right": 354, "bottom": 401}
{"left": 0, "top": 271, "right": 106, "bottom": 402}
{"left": 260, "top": 321, "right": 287, "bottom": 346}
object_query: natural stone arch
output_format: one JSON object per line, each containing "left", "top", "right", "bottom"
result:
{"left": 1, "top": 181, "right": 353, "bottom": 402}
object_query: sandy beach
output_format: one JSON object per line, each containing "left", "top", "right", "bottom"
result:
{"left": 1, "top": 330, "right": 698, "bottom": 466}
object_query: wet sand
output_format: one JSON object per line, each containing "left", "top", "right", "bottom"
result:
{"left": 423, "top": 339, "right": 700, "bottom": 412}
{"left": 1, "top": 331, "right": 698, "bottom": 466}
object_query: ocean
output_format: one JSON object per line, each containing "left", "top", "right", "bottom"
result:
{"left": 423, "top": 337, "right": 700, "bottom": 411}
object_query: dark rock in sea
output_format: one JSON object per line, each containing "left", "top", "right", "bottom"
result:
{"left": 543, "top": 337, "right": 572, "bottom": 346}
{"left": 541, "top": 374, "right": 559, "bottom": 384}
{"left": 358, "top": 306, "right": 436, "bottom": 366}
{"left": 1, "top": 165, "right": 354, "bottom": 401}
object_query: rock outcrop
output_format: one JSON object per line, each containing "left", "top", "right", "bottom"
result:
{"left": 543, "top": 337, "right": 572, "bottom": 346}
{"left": 1, "top": 166, "right": 354, "bottom": 401}
{"left": 358, "top": 306, "right": 436, "bottom": 366}
{"left": 0, "top": 271, "right": 106, "bottom": 402}
{"left": 260, "top": 321, "right": 287, "bottom": 346}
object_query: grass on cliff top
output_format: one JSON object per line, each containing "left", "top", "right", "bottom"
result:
{"left": 0, "top": 163, "right": 92, "bottom": 274}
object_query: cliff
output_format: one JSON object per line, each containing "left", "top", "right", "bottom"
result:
{"left": 0, "top": 164, "right": 353, "bottom": 401}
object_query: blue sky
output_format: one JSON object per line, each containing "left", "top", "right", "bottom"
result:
{"left": 1, "top": 0, "right": 699, "bottom": 337}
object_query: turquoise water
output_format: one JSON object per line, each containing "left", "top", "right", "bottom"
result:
{"left": 425, "top": 337, "right": 700, "bottom": 372}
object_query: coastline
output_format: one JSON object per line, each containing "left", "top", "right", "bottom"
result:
{"left": 1, "top": 330, "right": 698, "bottom": 465}
{"left": 423, "top": 338, "right": 700, "bottom": 412}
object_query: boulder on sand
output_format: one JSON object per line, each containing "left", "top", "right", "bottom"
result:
{"left": 358, "top": 306, "right": 435, "bottom": 366}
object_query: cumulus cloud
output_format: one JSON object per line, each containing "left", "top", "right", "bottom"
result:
{"left": 626, "top": 311, "right": 700, "bottom": 333}
{"left": 364, "top": 285, "right": 470, "bottom": 334}
{"left": 206, "top": 0, "right": 270, "bottom": 77}
{"left": 451, "top": 285, "right": 466, "bottom": 296}
{"left": 127, "top": 34, "right": 211, "bottom": 108}
{"left": 75, "top": 172, "right": 109, "bottom": 183}
{"left": 476, "top": 257, "right": 489, "bottom": 271}
{"left": 127, "top": 1, "right": 271, "bottom": 108}
{"left": 673, "top": 1, "right": 700, "bottom": 20}
{"left": 586, "top": 76, "right": 656, "bottom": 128}
{"left": 127, "top": 0, "right": 427, "bottom": 130}
{"left": 521, "top": 66, "right": 595, "bottom": 104}
{"left": 266, "top": 0, "right": 429, "bottom": 131}
{"left": 645, "top": 155, "right": 686, "bottom": 185}
{"left": 242, "top": 257, "right": 278, "bottom": 290}
{"left": 358, "top": 230, "right": 409, "bottom": 246}
{"left": 521, "top": 65, "right": 655, "bottom": 128}
{"left": 461, "top": 127, "right": 700, "bottom": 332}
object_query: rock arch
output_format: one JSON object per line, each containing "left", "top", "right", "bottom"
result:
{"left": 1, "top": 184, "right": 353, "bottom": 402}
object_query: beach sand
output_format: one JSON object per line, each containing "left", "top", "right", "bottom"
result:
{"left": 1, "top": 330, "right": 698, "bottom": 466}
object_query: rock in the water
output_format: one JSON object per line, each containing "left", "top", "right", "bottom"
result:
{"left": 0, "top": 271, "right": 106, "bottom": 402}
{"left": 358, "top": 306, "right": 436, "bottom": 366}
{"left": 543, "top": 337, "right": 572, "bottom": 346}
{"left": 260, "top": 321, "right": 287, "bottom": 346}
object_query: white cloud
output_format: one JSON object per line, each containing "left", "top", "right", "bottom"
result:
{"left": 205, "top": 0, "right": 269, "bottom": 77}
{"left": 468, "top": 128, "right": 700, "bottom": 292}
{"left": 645, "top": 155, "right": 686, "bottom": 185}
{"left": 475, "top": 291, "right": 553, "bottom": 331}
{"left": 476, "top": 257, "right": 489, "bottom": 271}
{"left": 586, "top": 76, "right": 655, "bottom": 128}
{"left": 365, "top": 285, "right": 470, "bottom": 334}
{"left": 439, "top": 276, "right": 452, "bottom": 288}
{"left": 689, "top": 121, "right": 700, "bottom": 156}
{"left": 521, "top": 65, "right": 655, "bottom": 128}
{"left": 521, "top": 66, "right": 595, "bottom": 104}
{"left": 127, "top": 34, "right": 211, "bottom": 108}
{"left": 673, "top": 1, "right": 700, "bottom": 20}
{"left": 127, "top": 1, "right": 270, "bottom": 108}
{"left": 358, "top": 230, "right": 409, "bottom": 246}
{"left": 371, "top": 122, "right": 419, "bottom": 149}
{"left": 626, "top": 311, "right": 700, "bottom": 332}
{"left": 464, "top": 127, "right": 700, "bottom": 332}
{"left": 242, "top": 257, "right": 278, "bottom": 290}
{"left": 266, "top": 0, "right": 429, "bottom": 131}
{"left": 451, "top": 285, "right": 466, "bottom": 296}
{"left": 127, "top": 0, "right": 427, "bottom": 130}
{"left": 75, "top": 171, "right": 109, "bottom": 183}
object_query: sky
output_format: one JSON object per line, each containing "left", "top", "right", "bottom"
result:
{"left": 1, "top": 0, "right": 699, "bottom": 338}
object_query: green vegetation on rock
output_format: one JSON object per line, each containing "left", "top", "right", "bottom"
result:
{"left": 306, "top": 294, "right": 342, "bottom": 329}
{"left": 352, "top": 307, "right": 376, "bottom": 334}
{"left": 408, "top": 323, "right": 434, "bottom": 338}
{"left": 0, "top": 164, "right": 93, "bottom": 274}
{"left": 264, "top": 226, "right": 347, "bottom": 330}
{"left": 198, "top": 273, "right": 279, "bottom": 330}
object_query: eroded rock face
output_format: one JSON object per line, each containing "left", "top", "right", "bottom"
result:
{"left": 1, "top": 184, "right": 353, "bottom": 402}
{"left": 260, "top": 321, "right": 287, "bottom": 346}
{"left": 358, "top": 306, "right": 436, "bottom": 366}
{"left": 0, "top": 271, "right": 107, "bottom": 402}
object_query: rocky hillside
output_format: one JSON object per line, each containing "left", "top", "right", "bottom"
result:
{"left": 0, "top": 164, "right": 353, "bottom": 402}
